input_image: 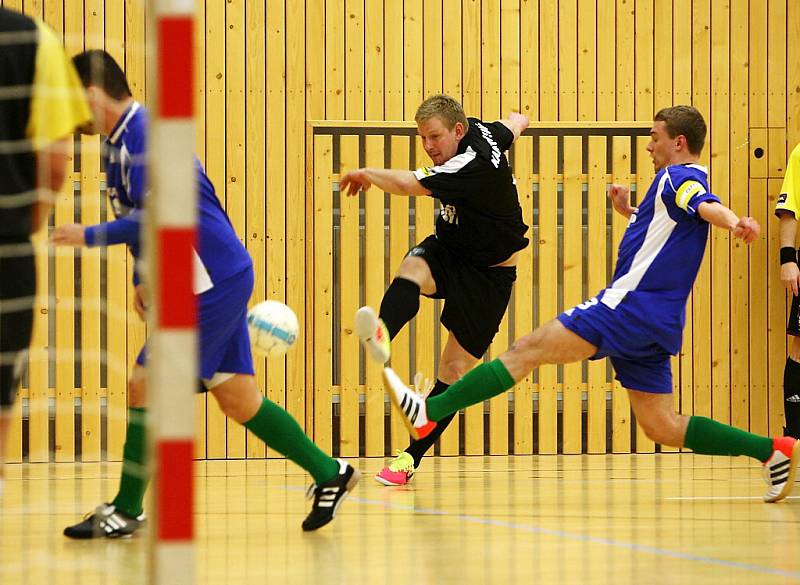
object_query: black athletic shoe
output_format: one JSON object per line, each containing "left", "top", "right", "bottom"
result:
{"left": 63, "top": 503, "right": 146, "bottom": 539}
{"left": 302, "top": 459, "right": 360, "bottom": 531}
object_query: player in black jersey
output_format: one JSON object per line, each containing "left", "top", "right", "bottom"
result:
{"left": 339, "top": 94, "right": 529, "bottom": 485}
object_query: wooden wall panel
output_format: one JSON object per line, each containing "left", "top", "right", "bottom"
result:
{"left": 9, "top": 0, "right": 800, "bottom": 462}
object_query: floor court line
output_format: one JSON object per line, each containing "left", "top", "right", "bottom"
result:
{"left": 289, "top": 487, "right": 800, "bottom": 581}
{"left": 664, "top": 495, "right": 800, "bottom": 501}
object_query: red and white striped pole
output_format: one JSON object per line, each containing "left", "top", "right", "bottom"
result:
{"left": 147, "top": 1, "right": 196, "bottom": 584}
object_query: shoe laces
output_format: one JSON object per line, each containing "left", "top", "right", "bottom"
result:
{"left": 88, "top": 502, "right": 114, "bottom": 521}
{"left": 412, "top": 372, "right": 434, "bottom": 397}
{"left": 387, "top": 450, "right": 415, "bottom": 473}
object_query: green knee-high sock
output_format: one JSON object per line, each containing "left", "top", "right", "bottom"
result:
{"left": 244, "top": 398, "right": 339, "bottom": 484}
{"left": 111, "top": 407, "right": 148, "bottom": 517}
{"left": 427, "top": 359, "right": 515, "bottom": 422}
{"left": 684, "top": 416, "right": 774, "bottom": 462}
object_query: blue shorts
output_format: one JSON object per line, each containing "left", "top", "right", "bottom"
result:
{"left": 556, "top": 297, "right": 673, "bottom": 394}
{"left": 137, "top": 267, "right": 255, "bottom": 387}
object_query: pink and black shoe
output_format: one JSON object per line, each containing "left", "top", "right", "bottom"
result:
{"left": 374, "top": 451, "right": 416, "bottom": 486}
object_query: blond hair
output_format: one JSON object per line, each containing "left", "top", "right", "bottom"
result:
{"left": 414, "top": 94, "right": 468, "bottom": 131}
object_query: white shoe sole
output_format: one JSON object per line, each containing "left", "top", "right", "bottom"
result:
{"left": 355, "top": 307, "right": 390, "bottom": 364}
{"left": 765, "top": 441, "right": 800, "bottom": 503}
{"left": 382, "top": 367, "right": 421, "bottom": 441}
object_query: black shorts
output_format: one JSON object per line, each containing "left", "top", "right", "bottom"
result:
{"left": 0, "top": 239, "right": 35, "bottom": 408}
{"left": 407, "top": 235, "right": 516, "bottom": 359}
{"left": 789, "top": 294, "right": 800, "bottom": 336}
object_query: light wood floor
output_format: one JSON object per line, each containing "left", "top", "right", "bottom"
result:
{"left": 1, "top": 454, "right": 799, "bottom": 585}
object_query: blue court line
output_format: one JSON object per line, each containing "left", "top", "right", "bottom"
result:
{"left": 292, "top": 486, "right": 800, "bottom": 581}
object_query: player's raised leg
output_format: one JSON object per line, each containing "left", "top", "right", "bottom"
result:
{"left": 357, "top": 254, "right": 437, "bottom": 365}
{"left": 384, "top": 319, "right": 596, "bottom": 439}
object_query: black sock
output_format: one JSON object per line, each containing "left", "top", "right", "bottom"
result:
{"left": 784, "top": 358, "right": 800, "bottom": 438}
{"left": 405, "top": 380, "right": 456, "bottom": 467}
{"left": 379, "top": 277, "right": 421, "bottom": 339}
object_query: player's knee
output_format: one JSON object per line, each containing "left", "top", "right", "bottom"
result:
{"left": 213, "top": 391, "right": 244, "bottom": 421}
{"left": 790, "top": 337, "right": 800, "bottom": 362}
{"left": 211, "top": 378, "right": 261, "bottom": 423}
{"left": 638, "top": 415, "right": 681, "bottom": 447}
{"left": 395, "top": 257, "right": 433, "bottom": 290}
{"left": 507, "top": 331, "right": 544, "bottom": 369}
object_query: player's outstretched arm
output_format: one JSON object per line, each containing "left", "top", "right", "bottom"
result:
{"left": 697, "top": 201, "right": 760, "bottom": 244}
{"left": 339, "top": 168, "right": 431, "bottom": 197}
{"left": 50, "top": 212, "right": 141, "bottom": 248}
{"left": 499, "top": 111, "right": 529, "bottom": 143}
{"left": 50, "top": 223, "right": 86, "bottom": 246}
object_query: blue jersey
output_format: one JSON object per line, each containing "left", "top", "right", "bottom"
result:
{"left": 84, "top": 102, "right": 252, "bottom": 291}
{"left": 597, "top": 163, "right": 720, "bottom": 354}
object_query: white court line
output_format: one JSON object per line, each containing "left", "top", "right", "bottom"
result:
{"left": 290, "top": 486, "right": 800, "bottom": 581}
{"left": 664, "top": 495, "right": 800, "bottom": 501}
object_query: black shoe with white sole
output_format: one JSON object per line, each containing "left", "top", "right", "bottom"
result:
{"left": 63, "top": 503, "right": 146, "bottom": 539}
{"left": 302, "top": 459, "right": 360, "bottom": 531}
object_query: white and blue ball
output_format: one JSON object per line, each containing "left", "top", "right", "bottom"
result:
{"left": 247, "top": 300, "right": 299, "bottom": 357}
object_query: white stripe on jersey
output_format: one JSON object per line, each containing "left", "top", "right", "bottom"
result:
{"left": 193, "top": 248, "right": 213, "bottom": 294}
{"left": 413, "top": 146, "right": 477, "bottom": 179}
{"left": 601, "top": 172, "right": 677, "bottom": 310}
{"left": 120, "top": 142, "right": 133, "bottom": 194}
{"left": 685, "top": 163, "right": 709, "bottom": 173}
{"left": 108, "top": 102, "right": 141, "bottom": 144}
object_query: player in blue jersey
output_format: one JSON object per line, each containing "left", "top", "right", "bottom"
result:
{"left": 51, "top": 50, "right": 359, "bottom": 537}
{"left": 384, "top": 105, "right": 800, "bottom": 503}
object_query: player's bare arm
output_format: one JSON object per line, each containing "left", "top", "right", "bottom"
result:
{"left": 499, "top": 111, "right": 529, "bottom": 142}
{"left": 50, "top": 222, "right": 86, "bottom": 246}
{"left": 340, "top": 167, "right": 432, "bottom": 197}
{"left": 607, "top": 183, "right": 638, "bottom": 218}
{"left": 778, "top": 211, "right": 800, "bottom": 296}
{"left": 697, "top": 201, "right": 760, "bottom": 244}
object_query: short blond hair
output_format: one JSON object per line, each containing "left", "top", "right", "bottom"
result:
{"left": 414, "top": 94, "right": 468, "bottom": 131}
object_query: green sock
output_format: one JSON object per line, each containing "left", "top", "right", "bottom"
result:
{"left": 111, "top": 407, "right": 148, "bottom": 517}
{"left": 244, "top": 398, "right": 339, "bottom": 484}
{"left": 684, "top": 416, "right": 774, "bottom": 462}
{"left": 427, "top": 359, "right": 515, "bottom": 422}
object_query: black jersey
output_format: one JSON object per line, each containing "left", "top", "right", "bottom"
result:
{"left": 0, "top": 9, "right": 37, "bottom": 238}
{"left": 0, "top": 8, "right": 90, "bottom": 238}
{"left": 412, "top": 118, "right": 529, "bottom": 267}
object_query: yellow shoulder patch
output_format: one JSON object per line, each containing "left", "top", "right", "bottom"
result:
{"left": 675, "top": 180, "right": 706, "bottom": 211}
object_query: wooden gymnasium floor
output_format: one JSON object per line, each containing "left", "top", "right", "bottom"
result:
{"left": 1, "top": 454, "right": 799, "bottom": 585}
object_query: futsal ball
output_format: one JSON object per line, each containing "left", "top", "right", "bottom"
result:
{"left": 247, "top": 300, "right": 299, "bottom": 357}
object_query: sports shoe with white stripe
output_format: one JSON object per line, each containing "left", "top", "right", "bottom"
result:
{"left": 382, "top": 367, "right": 437, "bottom": 441}
{"left": 762, "top": 436, "right": 800, "bottom": 502}
{"left": 63, "top": 503, "right": 145, "bottom": 539}
{"left": 302, "top": 458, "right": 361, "bottom": 531}
{"left": 355, "top": 306, "right": 391, "bottom": 364}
